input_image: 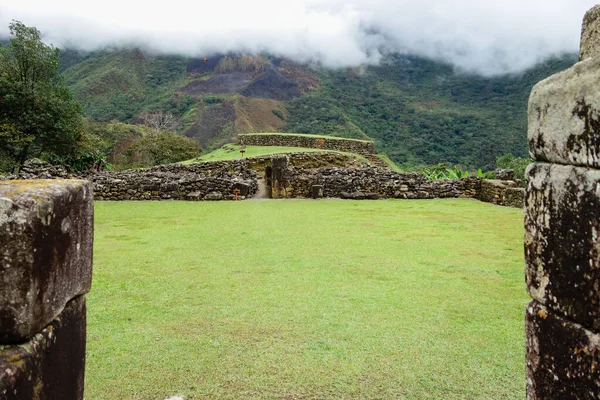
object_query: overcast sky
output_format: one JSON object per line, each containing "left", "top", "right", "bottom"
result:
{"left": 0, "top": 0, "right": 596, "bottom": 75}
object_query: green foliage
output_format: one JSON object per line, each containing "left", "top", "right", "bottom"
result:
{"left": 120, "top": 130, "right": 201, "bottom": 168}
{"left": 283, "top": 54, "right": 576, "bottom": 169}
{"left": 496, "top": 153, "right": 533, "bottom": 180}
{"left": 422, "top": 163, "right": 472, "bottom": 180}
{"left": 86, "top": 121, "right": 201, "bottom": 170}
{"left": 0, "top": 21, "right": 84, "bottom": 172}
{"left": 48, "top": 150, "right": 108, "bottom": 172}
{"left": 59, "top": 49, "right": 575, "bottom": 168}
{"left": 282, "top": 93, "right": 369, "bottom": 139}
{"left": 271, "top": 109, "right": 284, "bottom": 119}
{"left": 61, "top": 49, "right": 193, "bottom": 122}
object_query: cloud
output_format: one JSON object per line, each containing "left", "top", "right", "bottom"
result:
{"left": 0, "top": 0, "right": 596, "bottom": 75}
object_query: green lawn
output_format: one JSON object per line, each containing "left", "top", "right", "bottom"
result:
{"left": 182, "top": 144, "right": 377, "bottom": 165}
{"left": 183, "top": 145, "right": 344, "bottom": 163}
{"left": 89, "top": 199, "right": 526, "bottom": 399}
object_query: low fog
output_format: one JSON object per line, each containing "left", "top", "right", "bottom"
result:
{"left": 0, "top": 0, "right": 596, "bottom": 75}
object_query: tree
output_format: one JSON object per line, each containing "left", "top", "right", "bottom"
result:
{"left": 0, "top": 20, "right": 84, "bottom": 172}
{"left": 139, "top": 110, "right": 179, "bottom": 132}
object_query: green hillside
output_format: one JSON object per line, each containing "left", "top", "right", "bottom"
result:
{"left": 59, "top": 49, "right": 576, "bottom": 170}
{"left": 61, "top": 49, "right": 195, "bottom": 121}
{"left": 283, "top": 54, "right": 576, "bottom": 169}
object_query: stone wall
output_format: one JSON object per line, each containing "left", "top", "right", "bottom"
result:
{"left": 90, "top": 161, "right": 258, "bottom": 201}
{"left": 477, "top": 180, "right": 525, "bottom": 209}
{"left": 276, "top": 164, "right": 481, "bottom": 200}
{"left": 247, "top": 151, "right": 368, "bottom": 172}
{"left": 238, "top": 133, "right": 376, "bottom": 157}
{"left": 4, "top": 156, "right": 525, "bottom": 207}
{"left": 524, "top": 6, "right": 600, "bottom": 398}
{"left": 0, "top": 180, "right": 93, "bottom": 400}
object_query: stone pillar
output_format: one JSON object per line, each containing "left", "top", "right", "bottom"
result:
{"left": 270, "top": 155, "right": 289, "bottom": 199}
{"left": 525, "top": 7, "right": 600, "bottom": 398}
{"left": 0, "top": 180, "right": 93, "bottom": 400}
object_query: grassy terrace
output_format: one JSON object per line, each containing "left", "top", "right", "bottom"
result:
{"left": 89, "top": 199, "right": 526, "bottom": 399}
{"left": 238, "top": 132, "right": 374, "bottom": 143}
{"left": 182, "top": 145, "right": 350, "bottom": 164}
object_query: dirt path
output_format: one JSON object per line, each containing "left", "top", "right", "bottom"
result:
{"left": 252, "top": 178, "right": 268, "bottom": 200}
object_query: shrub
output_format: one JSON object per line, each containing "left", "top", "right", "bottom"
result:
{"left": 496, "top": 153, "right": 532, "bottom": 181}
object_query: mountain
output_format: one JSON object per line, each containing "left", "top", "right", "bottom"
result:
{"left": 59, "top": 49, "right": 577, "bottom": 169}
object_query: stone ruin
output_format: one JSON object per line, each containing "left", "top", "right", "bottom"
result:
{"left": 0, "top": 180, "right": 93, "bottom": 399}
{"left": 3, "top": 6, "right": 600, "bottom": 399}
{"left": 524, "top": 4, "right": 600, "bottom": 398}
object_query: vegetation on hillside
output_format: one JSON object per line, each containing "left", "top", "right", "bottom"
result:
{"left": 0, "top": 23, "right": 204, "bottom": 174}
{"left": 283, "top": 54, "right": 576, "bottom": 170}
{"left": 58, "top": 48, "right": 574, "bottom": 170}
{"left": 61, "top": 49, "right": 196, "bottom": 122}
{"left": 0, "top": 21, "right": 84, "bottom": 172}
{"left": 85, "top": 121, "right": 201, "bottom": 170}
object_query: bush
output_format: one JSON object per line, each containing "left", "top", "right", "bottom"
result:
{"left": 272, "top": 109, "right": 284, "bottom": 120}
{"left": 81, "top": 120, "right": 201, "bottom": 170}
{"left": 114, "top": 130, "right": 201, "bottom": 169}
{"left": 496, "top": 154, "right": 532, "bottom": 181}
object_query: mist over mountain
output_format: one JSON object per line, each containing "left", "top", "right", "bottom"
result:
{"left": 0, "top": 0, "right": 594, "bottom": 75}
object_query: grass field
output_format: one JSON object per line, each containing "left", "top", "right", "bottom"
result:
{"left": 184, "top": 145, "right": 340, "bottom": 163}
{"left": 183, "top": 144, "right": 401, "bottom": 170}
{"left": 183, "top": 144, "right": 376, "bottom": 165}
{"left": 89, "top": 199, "right": 526, "bottom": 399}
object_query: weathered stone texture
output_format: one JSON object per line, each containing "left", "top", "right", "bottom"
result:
{"left": 0, "top": 296, "right": 86, "bottom": 400}
{"left": 284, "top": 166, "right": 481, "bottom": 200}
{"left": 528, "top": 57, "right": 600, "bottom": 168}
{"left": 0, "top": 180, "right": 93, "bottom": 343}
{"left": 580, "top": 5, "right": 600, "bottom": 61}
{"left": 526, "top": 300, "right": 600, "bottom": 400}
{"left": 525, "top": 163, "right": 600, "bottom": 330}
{"left": 91, "top": 160, "right": 258, "bottom": 201}
{"left": 477, "top": 180, "right": 524, "bottom": 209}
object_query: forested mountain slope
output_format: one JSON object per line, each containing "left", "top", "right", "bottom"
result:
{"left": 60, "top": 49, "right": 576, "bottom": 169}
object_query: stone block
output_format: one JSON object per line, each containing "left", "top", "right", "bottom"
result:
{"left": 580, "top": 5, "right": 600, "bottom": 61}
{"left": 185, "top": 192, "right": 201, "bottom": 201}
{"left": 495, "top": 169, "right": 515, "bottom": 180}
{"left": 526, "top": 300, "right": 600, "bottom": 400}
{"left": 203, "top": 192, "right": 223, "bottom": 201}
{"left": 525, "top": 163, "right": 600, "bottom": 330}
{"left": 504, "top": 187, "right": 525, "bottom": 209}
{"left": 311, "top": 185, "right": 324, "bottom": 199}
{"left": 232, "top": 182, "right": 250, "bottom": 197}
{"left": 0, "top": 180, "right": 93, "bottom": 343}
{"left": 0, "top": 296, "right": 86, "bottom": 400}
{"left": 528, "top": 56, "right": 600, "bottom": 168}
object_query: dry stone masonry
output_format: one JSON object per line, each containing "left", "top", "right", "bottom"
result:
{"left": 282, "top": 166, "right": 481, "bottom": 200}
{"left": 91, "top": 161, "right": 258, "bottom": 201}
{"left": 2, "top": 155, "right": 525, "bottom": 207}
{"left": 525, "top": 6, "right": 600, "bottom": 398}
{"left": 238, "top": 133, "right": 376, "bottom": 158}
{"left": 0, "top": 180, "right": 93, "bottom": 399}
{"left": 477, "top": 180, "right": 524, "bottom": 209}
